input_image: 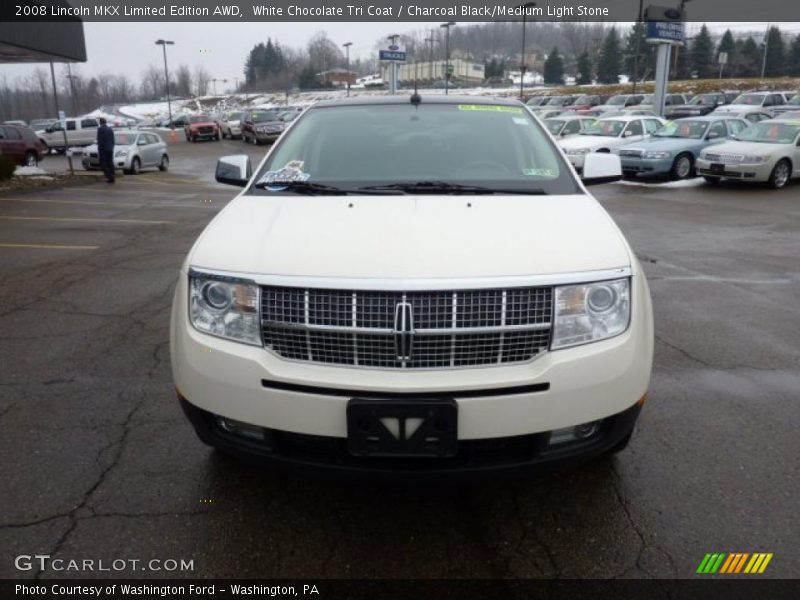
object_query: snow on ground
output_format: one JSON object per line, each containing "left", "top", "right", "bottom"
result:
{"left": 14, "top": 166, "right": 48, "bottom": 176}
{"left": 615, "top": 177, "right": 706, "bottom": 188}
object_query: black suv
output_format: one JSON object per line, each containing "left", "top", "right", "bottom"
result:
{"left": 666, "top": 92, "right": 738, "bottom": 118}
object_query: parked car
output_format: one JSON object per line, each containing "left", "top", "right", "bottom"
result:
{"left": 173, "top": 94, "right": 652, "bottom": 479}
{"left": 241, "top": 109, "right": 285, "bottom": 145}
{"left": 525, "top": 95, "right": 557, "bottom": 107}
{"left": 184, "top": 115, "right": 219, "bottom": 142}
{"left": 217, "top": 111, "right": 245, "bottom": 139}
{"left": 628, "top": 93, "right": 690, "bottom": 113}
{"left": 616, "top": 116, "right": 749, "bottom": 180}
{"left": 771, "top": 93, "right": 800, "bottom": 117}
{"left": 29, "top": 118, "right": 58, "bottom": 131}
{"left": 559, "top": 115, "right": 667, "bottom": 174}
{"left": 560, "top": 94, "right": 609, "bottom": 113}
{"left": 713, "top": 92, "right": 787, "bottom": 117}
{"left": 543, "top": 115, "right": 597, "bottom": 138}
{"left": 279, "top": 111, "right": 300, "bottom": 123}
{"left": 0, "top": 124, "right": 47, "bottom": 166}
{"left": 38, "top": 117, "right": 100, "bottom": 152}
{"left": 709, "top": 106, "right": 773, "bottom": 124}
{"left": 82, "top": 130, "right": 169, "bottom": 174}
{"left": 666, "top": 92, "right": 738, "bottom": 118}
{"left": 3, "top": 119, "right": 27, "bottom": 127}
{"left": 583, "top": 94, "right": 646, "bottom": 116}
{"left": 531, "top": 95, "right": 579, "bottom": 114}
{"left": 696, "top": 119, "right": 800, "bottom": 188}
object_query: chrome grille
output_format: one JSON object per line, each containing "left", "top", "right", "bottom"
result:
{"left": 261, "top": 286, "right": 553, "bottom": 369}
{"left": 618, "top": 149, "right": 644, "bottom": 158}
{"left": 704, "top": 152, "right": 743, "bottom": 164}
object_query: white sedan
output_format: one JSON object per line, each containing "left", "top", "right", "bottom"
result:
{"left": 558, "top": 116, "right": 667, "bottom": 173}
{"left": 695, "top": 119, "right": 800, "bottom": 189}
{"left": 82, "top": 130, "right": 169, "bottom": 174}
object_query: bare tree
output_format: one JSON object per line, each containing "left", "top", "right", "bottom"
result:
{"left": 141, "top": 64, "right": 164, "bottom": 100}
{"left": 194, "top": 65, "right": 210, "bottom": 96}
{"left": 307, "top": 31, "right": 344, "bottom": 73}
{"left": 175, "top": 64, "right": 192, "bottom": 97}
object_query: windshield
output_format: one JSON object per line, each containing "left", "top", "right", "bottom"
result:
{"left": 250, "top": 111, "right": 280, "bottom": 123}
{"left": 788, "top": 95, "right": 800, "bottom": 106}
{"left": 733, "top": 94, "right": 765, "bottom": 105}
{"left": 734, "top": 122, "right": 800, "bottom": 144}
{"left": 582, "top": 120, "right": 625, "bottom": 137}
{"left": 252, "top": 103, "right": 580, "bottom": 195}
{"left": 654, "top": 120, "right": 709, "bottom": 139}
{"left": 114, "top": 133, "right": 134, "bottom": 145}
{"left": 227, "top": 112, "right": 243, "bottom": 120}
{"left": 690, "top": 94, "right": 717, "bottom": 106}
{"left": 606, "top": 96, "right": 627, "bottom": 106}
{"left": 547, "top": 96, "right": 573, "bottom": 106}
{"left": 574, "top": 95, "right": 597, "bottom": 105}
{"left": 189, "top": 115, "right": 210, "bottom": 123}
{"left": 639, "top": 95, "right": 653, "bottom": 104}
{"left": 545, "top": 120, "right": 565, "bottom": 135}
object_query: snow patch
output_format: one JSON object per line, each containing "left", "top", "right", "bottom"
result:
{"left": 615, "top": 177, "right": 706, "bottom": 188}
{"left": 14, "top": 166, "right": 48, "bottom": 176}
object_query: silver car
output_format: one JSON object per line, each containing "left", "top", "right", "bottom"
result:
{"left": 82, "top": 130, "right": 169, "bottom": 174}
{"left": 217, "top": 111, "right": 244, "bottom": 139}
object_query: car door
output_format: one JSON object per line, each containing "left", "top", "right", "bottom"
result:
{"left": 79, "top": 118, "right": 98, "bottom": 145}
{"left": 644, "top": 119, "right": 663, "bottom": 137}
{"left": 793, "top": 131, "right": 800, "bottom": 177}
{"left": 622, "top": 119, "right": 645, "bottom": 143}
{"left": 146, "top": 133, "right": 163, "bottom": 165}
{"left": 64, "top": 120, "right": 78, "bottom": 146}
{"left": 725, "top": 119, "right": 748, "bottom": 140}
{"left": 0, "top": 126, "right": 25, "bottom": 163}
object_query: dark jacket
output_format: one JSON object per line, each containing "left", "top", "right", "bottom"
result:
{"left": 97, "top": 125, "right": 114, "bottom": 152}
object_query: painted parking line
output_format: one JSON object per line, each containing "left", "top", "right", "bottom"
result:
{"left": 0, "top": 243, "right": 98, "bottom": 250}
{"left": 0, "top": 215, "right": 176, "bottom": 225}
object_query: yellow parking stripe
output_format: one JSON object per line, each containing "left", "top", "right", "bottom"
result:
{"left": 758, "top": 554, "right": 773, "bottom": 573}
{"left": 0, "top": 215, "right": 175, "bottom": 225}
{"left": 0, "top": 243, "right": 98, "bottom": 250}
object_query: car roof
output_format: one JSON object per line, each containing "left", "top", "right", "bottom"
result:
{"left": 544, "top": 115, "right": 595, "bottom": 120}
{"left": 763, "top": 118, "right": 800, "bottom": 124}
{"left": 313, "top": 94, "right": 521, "bottom": 108}
{"left": 598, "top": 115, "right": 654, "bottom": 122}
{"left": 674, "top": 115, "right": 742, "bottom": 121}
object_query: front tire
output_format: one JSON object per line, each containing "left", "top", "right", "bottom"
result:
{"left": 158, "top": 155, "right": 169, "bottom": 171}
{"left": 670, "top": 153, "right": 694, "bottom": 180}
{"left": 127, "top": 157, "right": 140, "bottom": 175}
{"left": 768, "top": 159, "right": 791, "bottom": 189}
{"left": 251, "top": 134, "right": 259, "bottom": 146}
{"left": 24, "top": 151, "right": 38, "bottom": 167}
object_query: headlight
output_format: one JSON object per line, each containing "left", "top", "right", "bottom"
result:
{"left": 566, "top": 147, "right": 591, "bottom": 155}
{"left": 643, "top": 150, "right": 672, "bottom": 159}
{"left": 114, "top": 149, "right": 129, "bottom": 157}
{"left": 551, "top": 279, "right": 630, "bottom": 349}
{"left": 741, "top": 155, "right": 768, "bottom": 164}
{"left": 189, "top": 273, "right": 261, "bottom": 345}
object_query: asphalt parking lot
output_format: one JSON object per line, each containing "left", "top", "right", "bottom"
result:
{"left": 1, "top": 137, "right": 798, "bottom": 580}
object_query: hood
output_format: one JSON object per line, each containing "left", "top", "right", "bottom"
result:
{"left": 702, "top": 140, "right": 782, "bottom": 155}
{"left": 620, "top": 137, "right": 705, "bottom": 151}
{"left": 559, "top": 135, "right": 619, "bottom": 150}
{"left": 189, "top": 194, "right": 631, "bottom": 279}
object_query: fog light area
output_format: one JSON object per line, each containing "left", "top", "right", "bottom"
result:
{"left": 548, "top": 420, "right": 601, "bottom": 446}
{"left": 216, "top": 416, "right": 265, "bottom": 441}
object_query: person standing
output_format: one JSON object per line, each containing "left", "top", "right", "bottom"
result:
{"left": 97, "top": 117, "right": 115, "bottom": 184}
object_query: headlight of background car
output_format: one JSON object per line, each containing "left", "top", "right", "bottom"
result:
{"left": 114, "top": 149, "right": 129, "bottom": 157}
{"left": 741, "top": 155, "right": 768, "bottom": 164}
{"left": 644, "top": 150, "right": 672, "bottom": 159}
{"left": 189, "top": 274, "right": 261, "bottom": 345}
{"left": 551, "top": 279, "right": 630, "bottom": 349}
{"left": 566, "top": 148, "right": 591, "bottom": 155}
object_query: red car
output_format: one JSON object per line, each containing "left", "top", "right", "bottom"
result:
{"left": 0, "top": 124, "right": 46, "bottom": 166}
{"left": 184, "top": 114, "right": 219, "bottom": 142}
{"left": 561, "top": 94, "right": 610, "bottom": 113}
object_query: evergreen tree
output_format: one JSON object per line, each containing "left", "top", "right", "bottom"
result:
{"left": 763, "top": 26, "right": 785, "bottom": 77}
{"left": 717, "top": 29, "right": 736, "bottom": 74}
{"left": 543, "top": 47, "right": 565, "bottom": 84}
{"left": 736, "top": 37, "right": 762, "bottom": 77}
{"left": 690, "top": 24, "right": 715, "bottom": 79}
{"left": 298, "top": 66, "right": 321, "bottom": 90}
{"left": 789, "top": 34, "right": 800, "bottom": 77}
{"left": 576, "top": 50, "right": 592, "bottom": 85}
{"left": 624, "top": 22, "right": 656, "bottom": 82}
{"left": 597, "top": 28, "right": 622, "bottom": 84}
{"left": 673, "top": 44, "right": 692, "bottom": 80}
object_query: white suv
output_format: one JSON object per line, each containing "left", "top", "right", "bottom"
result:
{"left": 171, "top": 96, "right": 654, "bottom": 479}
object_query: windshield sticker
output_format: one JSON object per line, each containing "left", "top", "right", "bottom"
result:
{"left": 458, "top": 104, "right": 523, "bottom": 114}
{"left": 523, "top": 168, "right": 555, "bottom": 177}
{"left": 257, "top": 160, "right": 310, "bottom": 187}
{"left": 512, "top": 117, "right": 530, "bottom": 125}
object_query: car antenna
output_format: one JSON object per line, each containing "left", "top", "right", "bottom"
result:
{"left": 410, "top": 62, "right": 421, "bottom": 106}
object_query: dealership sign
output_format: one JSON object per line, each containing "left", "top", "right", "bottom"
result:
{"left": 379, "top": 44, "right": 406, "bottom": 61}
{"left": 645, "top": 20, "right": 685, "bottom": 46}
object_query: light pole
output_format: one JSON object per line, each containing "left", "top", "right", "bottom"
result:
{"left": 387, "top": 34, "right": 400, "bottom": 94}
{"left": 155, "top": 39, "right": 174, "bottom": 126}
{"left": 425, "top": 30, "right": 435, "bottom": 82}
{"left": 761, "top": 23, "right": 771, "bottom": 79}
{"left": 631, "top": 0, "right": 644, "bottom": 93}
{"left": 440, "top": 22, "right": 455, "bottom": 95}
{"left": 66, "top": 63, "right": 78, "bottom": 114}
{"left": 517, "top": 3, "right": 536, "bottom": 99}
{"left": 343, "top": 42, "right": 352, "bottom": 96}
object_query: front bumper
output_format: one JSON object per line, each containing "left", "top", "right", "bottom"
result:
{"left": 254, "top": 130, "right": 282, "bottom": 143}
{"left": 620, "top": 156, "right": 673, "bottom": 177}
{"left": 695, "top": 158, "right": 773, "bottom": 181}
{"left": 82, "top": 153, "right": 130, "bottom": 170}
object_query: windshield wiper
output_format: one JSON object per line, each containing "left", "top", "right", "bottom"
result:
{"left": 253, "top": 181, "right": 399, "bottom": 195}
{"left": 359, "top": 181, "right": 548, "bottom": 195}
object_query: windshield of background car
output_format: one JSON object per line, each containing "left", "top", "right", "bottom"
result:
{"left": 251, "top": 111, "right": 280, "bottom": 123}
{"left": 582, "top": 120, "right": 624, "bottom": 137}
{"left": 690, "top": 94, "right": 717, "bottom": 106}
{"left": 252, "top": 103, "right": 581, "bottom": 195}
{"left": 547, "top": 97, "right": 572, "bottom": 106}
{"left": 607, "top": 96, "right": 627, "bottom": 106}
{"left": 574, "top": 95, "right": 597, "bottom": 105}
{"left": 788, "top": 95, "right": 800, "bottom": 106}
{"left": 734, "top": 122, "right": 800, "bottom": 143}
{"left": 654, "top": 120, "right": 708, "bottom": 139}
{"left": 227, "top": 112, "right": 243, "bottom": 120}
{"left": 639, "top": 95, "right": 654, "bottom": 104}
{"left": 734, "top": 94, "right": 765, "bottom": 105}
{"left": 114, "top": 133, "right": 134, "bottom": 145}
{"left": 189, "top": 115, "right": 209, "bottom": 123}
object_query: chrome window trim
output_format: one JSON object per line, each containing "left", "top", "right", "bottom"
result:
{"left": 188, "top": 266, "right": 633, "bottom": 291}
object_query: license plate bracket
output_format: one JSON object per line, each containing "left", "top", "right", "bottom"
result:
{"left": 347, "top": 398, "right": 458, "bottom": 458}
{"left": 710, "top": 163, "right": 725, "bottom": 173}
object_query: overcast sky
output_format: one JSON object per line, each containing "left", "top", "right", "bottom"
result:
{"left": 0, "top": 21, "right": 789, "bottom": 88}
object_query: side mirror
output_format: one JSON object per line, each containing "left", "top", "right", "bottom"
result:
{"left": 215, "top": 155, "right": 252, "bottom": 187}
{"left": 623, "top": 130, "right": 634, "bottom": 137}
{"left": 137, "top": 139, "right": 148, "bottom": 146}
{"left": 707, "top": 131, "right": 720, "bottom": 140}
{"left": 582, "top": 152, "right": 622, "bottom": 185}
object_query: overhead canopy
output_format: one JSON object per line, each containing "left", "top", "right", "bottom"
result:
{"left": 0, "top": 18, "right": 86, "bottom": 63}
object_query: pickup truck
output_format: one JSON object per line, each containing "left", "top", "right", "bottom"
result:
{"left": 36, "top": 117, "right": 100, "bottom": 152}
